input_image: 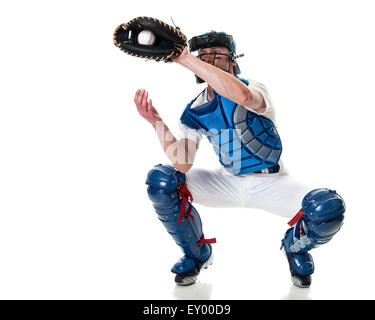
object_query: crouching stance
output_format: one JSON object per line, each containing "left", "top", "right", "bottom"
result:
{"left": 133, "top": 26, "right": 346, "bottom": 289}
{"left": 281, "top": 189, "right": 345, "bottom": 287}
{"left": 146, "top": 164, "right": 215, "bottom": 286}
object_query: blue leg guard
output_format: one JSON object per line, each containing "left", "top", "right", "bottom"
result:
{"left": 281, "top": 188, "right": 345, "bottom": 286}
{"left": 146, "top": 164, "right": 214, "bottom": 281}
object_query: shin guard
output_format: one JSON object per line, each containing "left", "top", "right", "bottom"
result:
{"left": 281, "top": 188, "right": 345, "bottom": 276}
{"left": 146, "top": 164, "right": 215, "bottom": 275}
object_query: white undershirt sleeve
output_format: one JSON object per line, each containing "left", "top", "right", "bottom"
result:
{"left": 178, "top": 121, "right": 203, "bottom": 146}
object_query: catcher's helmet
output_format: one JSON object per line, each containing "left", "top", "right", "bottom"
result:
{"left": 189, "top": 31, "right": 237, "bottom": 54}
{"left": 188, "top": 31, "right": 243, "bottom": 83}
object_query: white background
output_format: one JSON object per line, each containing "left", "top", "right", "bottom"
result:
{"left": 0, "top": 0, "right": 374, "bottom": 299}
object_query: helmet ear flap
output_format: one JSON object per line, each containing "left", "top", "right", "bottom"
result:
{"left": 233, "top": 65, "right": 237, "bottom": 75}
{"left": 232, "top": 60, "right": 239, "bottom": 75}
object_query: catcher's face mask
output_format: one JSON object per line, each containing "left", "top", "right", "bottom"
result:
{"left": 197, "top": 48, "right": 233, "bottom": 73}
{"left": 188, "top": 31, "right": 244, "bottom": 83}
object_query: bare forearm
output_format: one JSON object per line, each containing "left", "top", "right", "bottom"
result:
{"left": 134, "top": 88, "right": 197, "bottom": 172}
{"left": 177, "top": 53, "right": 250, "bottom": 104}
{"left": 175, "top": 52, "right": 265, "bottom": 113}
{"left": 152, "top": 120, "right": 196, "bottom": 173}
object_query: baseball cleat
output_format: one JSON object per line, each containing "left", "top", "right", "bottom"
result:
{"left": 175, "top": 253, "right": 213, "bottom": 286}
{"left": 284, "top": 250, "right": 312, "bottom": 288}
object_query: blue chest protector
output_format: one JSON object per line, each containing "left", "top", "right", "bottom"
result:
{"left": 180, "top": 78, "right": 282, "bottom": 175}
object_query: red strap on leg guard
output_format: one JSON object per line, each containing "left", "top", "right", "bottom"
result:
{"left": 176, "top": 184, "right": 216, "bottom": 246}
{"left": 177, "top": 183, "right": 194, "bottom": 223}
{"left": 198, "top": 233, "right": 217, "bottom": 247}
{"left": 287, "top": 209, "right": 304, "bottom": 226}
{"left": 287, "top": 209, "right": 305, "bottom": 236}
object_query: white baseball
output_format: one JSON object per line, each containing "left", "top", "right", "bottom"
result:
{"left": 137, "top": 30, "right": 156, "bottom": 45}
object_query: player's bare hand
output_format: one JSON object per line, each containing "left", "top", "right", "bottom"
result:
{"left": 134, "top": 89, "right": 162, "bottom": 126}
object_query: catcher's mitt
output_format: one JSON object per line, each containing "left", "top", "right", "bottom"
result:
{"left": 113, "top": 16, "right": 187, "bottom": 62}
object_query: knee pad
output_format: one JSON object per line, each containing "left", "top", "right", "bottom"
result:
{"left": 146, "top": 164, "right": 186, "bottom": 211}
{"left": 302, "top": 188, "right": 345, "bottom": 245}
{"left": 283, "top": 188, "right": 345, "bottom": 253}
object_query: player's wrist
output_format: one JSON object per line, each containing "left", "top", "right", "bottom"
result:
{"left": 150, "top": 118, "right": 164, "bottom": 129}
{"left": 174, "top": 51, "right": 195, "bottom": 66}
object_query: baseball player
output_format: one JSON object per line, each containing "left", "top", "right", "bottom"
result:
{"left": 133, "top": 31, "right": 345, "bottom": 288}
